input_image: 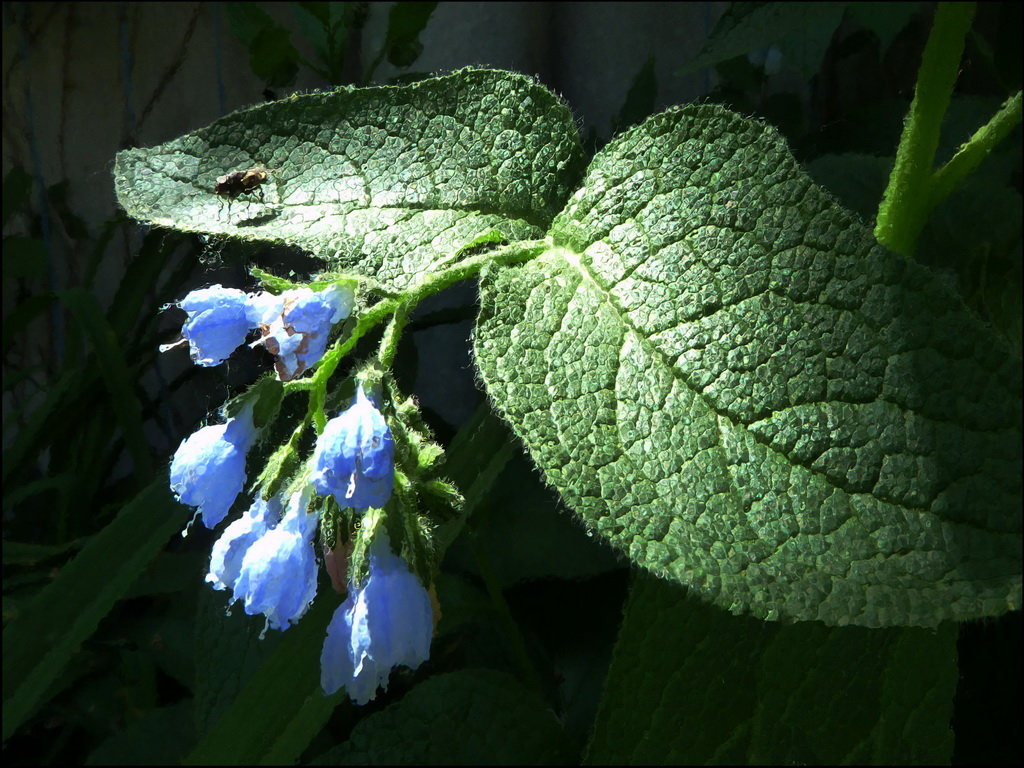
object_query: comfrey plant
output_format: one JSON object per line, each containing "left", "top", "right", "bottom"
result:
{"left": 115, "top": 64, "right": 1019, "bottom": 713}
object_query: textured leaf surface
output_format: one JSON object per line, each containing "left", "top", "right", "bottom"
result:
{"left": 312, "top": 670, "right": 575, "bottom": 765}
{"left": 586, "top": 574, "right": 956, "bottom": 764}
{"left": 113, "top": 69, "right": 584, "bottom": 291}
{"left": 86, "top": 702, "right": 195, "bottom": 766}
{"left": 192, "top": 584, "right": 282, "bottom": 737}
{"left": 186, "top": 590, "right": 337, "bottom": 765}
{"left": 474, "top": 104, "right": 1021, "bottom": 627}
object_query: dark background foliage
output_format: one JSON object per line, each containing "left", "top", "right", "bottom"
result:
{"left": 3, "top": 2, "right": 1020, "bottom": 764}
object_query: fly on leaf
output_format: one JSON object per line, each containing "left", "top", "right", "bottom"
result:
{"left": 215, "top": 168, "right": 272, "bottom": 201}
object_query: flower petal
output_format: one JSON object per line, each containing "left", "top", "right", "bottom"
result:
{"left": 206, "top": 495, "right": 282, "bottom": 591}
{"left": 250, "top": 285, "right": 355, "bottom": 380}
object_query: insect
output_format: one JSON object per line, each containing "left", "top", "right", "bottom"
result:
{"left": 214, "top": 167, "right": 272, "bottom": 201}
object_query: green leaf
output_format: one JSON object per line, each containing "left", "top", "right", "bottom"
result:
{"left": 2, "top": 473, "right": 73, "bottom": 510}
{"left": 58, "top": 287, "right": 154, "bottom": 482}
{"left": 454, "top": 228, "right": 509, "bottom": 258}
{"left": 224, "top": 2, "right": 300, "bottom": 87}
{"left": 678, "top": 2, "right": 845, "bottom": 79}
{"left": 107, "top": 228, "right": 184, "bottom": 342}
{"left": 2, "top": 479, "right": 188, "bottom": 741}
{"left": 474, "top": 104, "right": 1021, "bottom": 627}
{"left": 586, "top": 574, "right": 956, "bottom": 764}
{"left": 113, "top": 69, "right": 584, "bottom": 293}
{"left": 244, "top": 374, "right": 285, "bottom": 429}
{"left": 192, "top": 585, "right": 283, "bottom": 738}
{"left": 433, "top": 402, "right": 517, "bottom": 551}
{"left": 291, "top": 1, "right": 353, "bottom": 80}
{"left": 383, "top": 1, "right": 437, "bottom": 68}
{"left": 2, "top": 539, "right": 80, "bottom": 567}
{"left": 1, "top": 368, "right": 79, "bottom": 485}
{"left": 845, "top": 2, "right": 923, "bottom": 53}
{"left": 311, "top": 670, "right": 576, "bottom": 765}
{"left": 86, "top": 701, "right": 195, "bottom": 765}
{"left": 186, "top": 590, "right": 338, "bottom": 765}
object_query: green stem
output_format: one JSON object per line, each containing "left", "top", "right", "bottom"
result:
{"left": 930, "top": 90, "right": 1022, "bottom": 209}
{"left": 874, "top": 2, "right": 975, "bottom": 256}
{"left": 404, "top": 239, "right": 547, "bottom": 302}
{"left": 252, "top": 418, "right": 309, "bottom": 499}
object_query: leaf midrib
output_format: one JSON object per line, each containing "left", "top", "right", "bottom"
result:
{"left": 548, "top": 242, "right": 941, "bottom": 519}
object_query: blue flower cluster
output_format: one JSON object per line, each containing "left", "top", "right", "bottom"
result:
{"left": 169, "top": 372, "right": 431, "bottom": 702}
{"left": 249, "top": 286, "right": 354, "bottom": 380}
{"left": 164, "top": 282, "right": 354, "bottom": 380}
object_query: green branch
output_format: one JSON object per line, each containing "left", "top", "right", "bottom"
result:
{"left": 930, "top": 90, "right": 1022, "bottom": 209}
{"left": 874, "top": 2, "right": 976, "bottom": 256}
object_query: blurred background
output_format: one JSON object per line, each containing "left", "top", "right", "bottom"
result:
{"left": 3, "top": 2, "right": 1020, "bottom": 764}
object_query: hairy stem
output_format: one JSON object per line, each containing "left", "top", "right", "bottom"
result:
{"left": 874, "top": 2, "right": 975, "bottom": 256}
{"left": 930, "top": 90, "right": 1022, "bottom": 210}
{"left": 377, "top": 300, "right": 411, "bottom": 368}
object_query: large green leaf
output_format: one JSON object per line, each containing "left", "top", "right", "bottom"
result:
{"left": 474, "top": 104, "right": 1021, "bottom": 627}
{"left": 185, "top": 590, "right": 338, "bottom": 766}
{"left": 586, "top": 573, "right": 957, "bottom": 764}
{"left": 113, "top": 68, "right": 584, "bottom": 292}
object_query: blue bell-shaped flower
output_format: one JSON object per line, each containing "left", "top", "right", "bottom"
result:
{"left": 206, "top": 495, "right": 283, "bottom": 592}
{"left": 174, "top": 285, "right": 253, "bottom": 366}
{"left": 310, "top": 386, "right": 394, "bottom": 511}
{"left": 169, "top": 404, "right": 257, "bottom": 529}
{"left": 231, "top": 485, "right": 319, "bottom": 630}
{"left": 320, "top": 534, "right": 433, "bottom": 703}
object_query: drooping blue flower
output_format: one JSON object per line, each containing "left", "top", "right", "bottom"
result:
{"left": 232, "top": 485, "right": 319, "bottom": 630}
{"left": 254, "top": 284, "right": 355, "bottom": 380}
{"left": 169, "top": 405, "right": 257, "bottom": 529}
{"left": 206, "top": 495, "right": 283, "bottom": 592}
{"left": 177, "top": 285, "right": 253, "bottom": 366}
{"left": 310, "top": 386, "right": 394, "bottom": 511}
{"left": 320, "top": 534, "right": 434, "bottom": 703}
